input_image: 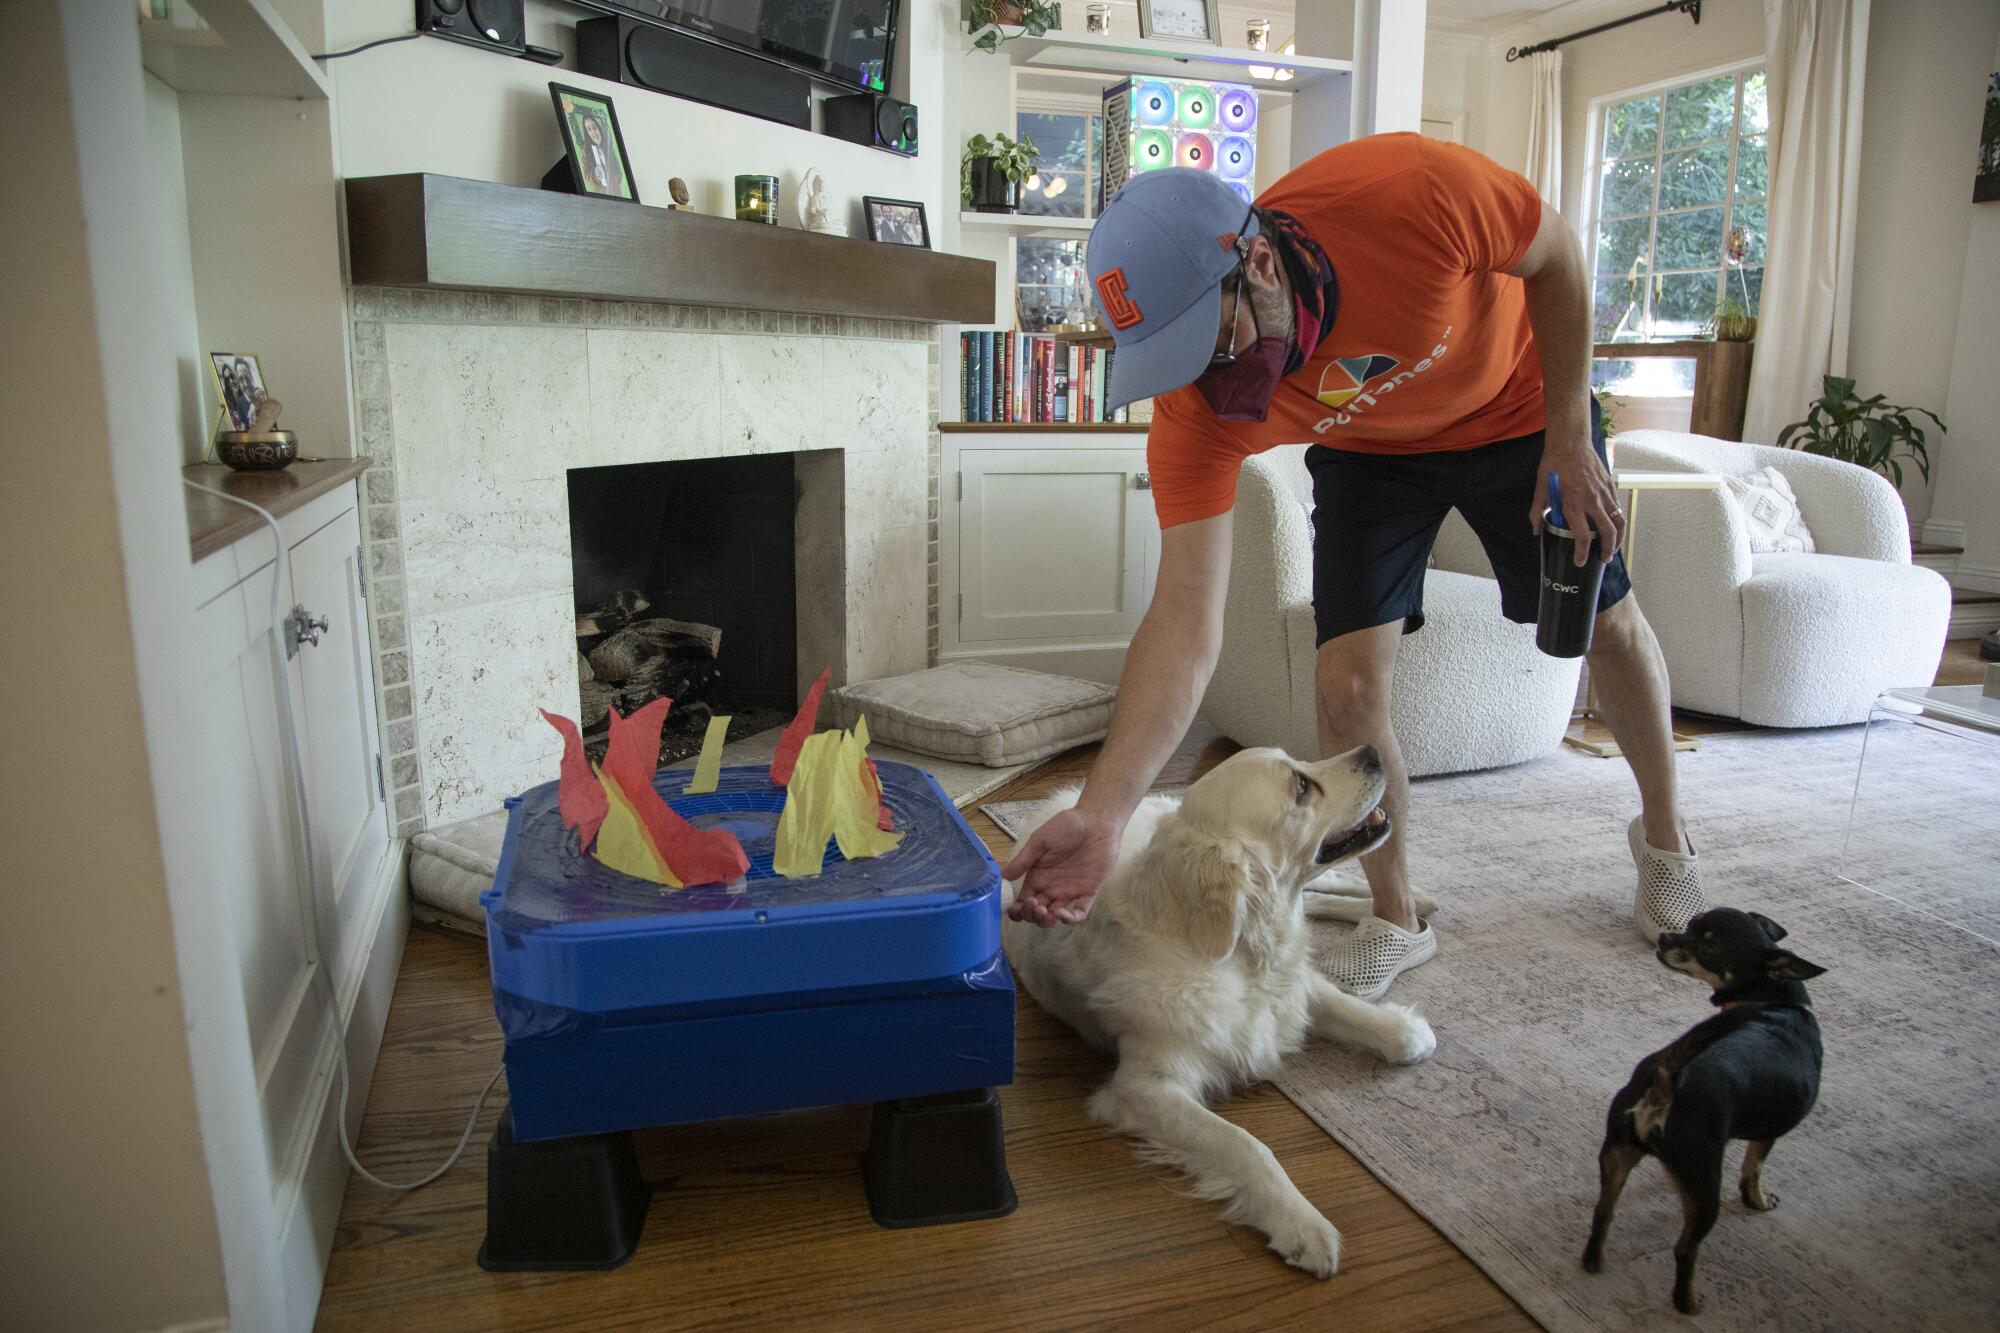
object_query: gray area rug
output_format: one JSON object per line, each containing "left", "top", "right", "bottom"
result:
{"left": 989, "top": 722, "right": 2000, "bottom": 1332}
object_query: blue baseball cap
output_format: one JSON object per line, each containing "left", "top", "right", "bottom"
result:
{"left": 1087, "top": 168, "right": 1259, "bottom": 408}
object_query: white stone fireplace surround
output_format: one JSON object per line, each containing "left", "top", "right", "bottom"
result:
{"left": 350, "top": 287, "right": 942, "bottom": 832}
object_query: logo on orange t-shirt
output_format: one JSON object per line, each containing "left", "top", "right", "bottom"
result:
{"left": 1315, "top": 354, "right": 1400, "bottom": 409}
{"left": 1096, "top": 269, "right": 1144, "bottom": 329}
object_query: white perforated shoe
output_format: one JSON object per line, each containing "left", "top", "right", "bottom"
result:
{"left": 1630, "top": 816, "right": 1706, "bottom": 945}
{"left": 1323, "top": 916, "right": 1436, "bottom": 1000}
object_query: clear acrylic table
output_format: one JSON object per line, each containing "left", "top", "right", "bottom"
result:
{"left": 1840, "top": 685, "right": 2000, "bottom": 893}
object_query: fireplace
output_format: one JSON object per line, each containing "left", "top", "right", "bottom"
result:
{"left": 351, "top": 286, "right": 938, "bottom": 831}
{"left": 568, "top": 454, "right": 802, "bottom": 762}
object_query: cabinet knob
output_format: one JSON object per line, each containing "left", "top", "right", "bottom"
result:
{"left": 1134, "top": 472, "right": 1151, "bottom": 491}
{"left": 286, "top": 604, "right": 331, "bottom": 658}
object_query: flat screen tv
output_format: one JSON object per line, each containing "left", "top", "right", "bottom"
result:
{"left": 578, "top": 0, "right": 899, "bottom": 93}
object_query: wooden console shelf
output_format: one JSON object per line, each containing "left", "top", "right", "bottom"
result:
{"left": 183, "top": 458, "right": 371, "bottom": 561}
{"left": 345, "top": 174, "right": 995, "bottom": 325}
{"left": 1593, "top": 338, "right": 1753, "bottom": 440}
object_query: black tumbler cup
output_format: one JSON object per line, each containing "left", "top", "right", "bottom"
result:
{"left": 1536, "top": 510, "right": 1606, "bottom": 658}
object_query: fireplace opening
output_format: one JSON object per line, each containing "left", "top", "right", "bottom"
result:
{"left": 568, "top": 454, "right": 799, "bottom": 764}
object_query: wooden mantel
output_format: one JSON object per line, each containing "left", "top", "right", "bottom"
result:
{"left": 345, "top": 173, "right": 994, "bottom": 325}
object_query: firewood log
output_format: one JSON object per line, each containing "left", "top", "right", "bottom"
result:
{"left": 587, "top": 618, "right": 724, "bottom": 682}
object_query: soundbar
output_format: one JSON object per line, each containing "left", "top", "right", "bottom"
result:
{"left": 576, "top": 15, "right": 812, "bottom": 133}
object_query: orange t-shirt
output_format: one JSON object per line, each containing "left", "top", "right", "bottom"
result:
{"left": 1147, "top": 133, "right": 1547, "bottom": 528}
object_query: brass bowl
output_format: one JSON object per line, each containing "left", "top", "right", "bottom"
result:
{"left": 216, "top": 429, "right": 298, "bottom": 472}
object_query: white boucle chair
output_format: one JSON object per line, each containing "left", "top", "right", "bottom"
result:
{"left": 1610, "top": 430, "right": 1949, "bottom": 727}
{"left": 1201, "top": 445, "right": 1581, "bottom": 776}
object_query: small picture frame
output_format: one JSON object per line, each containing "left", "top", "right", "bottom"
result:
{"left": 208, "top": 352, "right": 269, "bottom": 432}
{"left": 1136, "top": 0, "right": 1220, "bottom": 45}
{"left": 862, "top": 196, "right": 931, "bottom": 248}
{"left": 549, "top": 83, "right": 638, "bottom": 202}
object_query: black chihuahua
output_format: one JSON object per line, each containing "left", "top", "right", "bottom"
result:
{"left": 1582, "top": 907, "right": 1827, "bottom": 1315}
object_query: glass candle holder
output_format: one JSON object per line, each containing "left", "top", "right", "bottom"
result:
{"left": 1246, "top": 17, "right": 1270, "bottom": 50}
{"left": 1086, "top": 3, "right": 1109, "bottom": 34}
{"left": 734, "top": 174, "right": 778, "bottom": 224}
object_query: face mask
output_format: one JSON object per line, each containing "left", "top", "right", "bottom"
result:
{"left": 1195, "top": 283, "right": 1321, "bottom": 423}
{"left": 1196, "top": 335, "right": 1290, "bottom": 422}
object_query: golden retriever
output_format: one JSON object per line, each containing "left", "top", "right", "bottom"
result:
{"left": 1001, "top": 745, "right": 1437, "bottom": 1278}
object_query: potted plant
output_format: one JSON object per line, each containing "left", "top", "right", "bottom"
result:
{"left": 1708, "top": 225, "right": 1758, "bottom": 341}
{"left": 1708, "top": 293, "right": 1756, "bottom": 341}
{"left": 962, "top": 132, "right": 1040, "bottom": 213}
{"left": 1777, "top": 375, "right": 1945, "bottom": 488}
{"left": 968, "top": 0, "right": 1062, "bottom": 52}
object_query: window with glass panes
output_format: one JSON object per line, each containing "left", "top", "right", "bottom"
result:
{"left": 1591, "top": 68, "right": 1767, "bottom": 345}
{"left": 1014, "top": 106, "right": 1102, "bottom": 332}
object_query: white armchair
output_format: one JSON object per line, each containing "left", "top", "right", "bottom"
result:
{"left": 1202, "top": 446, "right": 1581, "bottom": 776}
{"left": 1612, "top": 430, "right": 1950, "bottom": 727}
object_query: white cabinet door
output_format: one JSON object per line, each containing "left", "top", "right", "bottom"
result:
{"left": 958, "top": 448, "right": 1150, "bottom": 644}
{"left": 195, "top": 544, "right": 326, "bottom": 1187}
{"left": 190, "top": 485, "right": 390, "bottom": 1266}
{"left": 286, "top": 506, "right": 386, "bottom": 972}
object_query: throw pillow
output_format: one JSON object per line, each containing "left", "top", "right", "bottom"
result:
{"left": 1722, "top": 466, "right": 1816, "bottom": 554}
{"left": 827, "top": 662, "right": 1116, "bottom": 767}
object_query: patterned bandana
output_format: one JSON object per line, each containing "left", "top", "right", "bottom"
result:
{"left": 1262, "top": 206, "right": 1339, "bottom": 373}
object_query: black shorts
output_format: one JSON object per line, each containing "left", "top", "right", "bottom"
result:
{"left": 1304, "top": 406, "right": 1631, "bottom": 645}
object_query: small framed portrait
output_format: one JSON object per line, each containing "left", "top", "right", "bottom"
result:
{"left": 1136, "top": 0, "right": 1220, "bottom": 44}
{"left": 863, "top": 196, "right": 931, "bottom": 248}
{"left": 208, "top": 352, "right": 269, "bottom": 432}
{"left": 549, "top": 83, "right": 638, "bottom": 202}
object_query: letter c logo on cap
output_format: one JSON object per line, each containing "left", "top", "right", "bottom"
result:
{"left": 1096, "top": 268, "right": 1143, "bottom": 330}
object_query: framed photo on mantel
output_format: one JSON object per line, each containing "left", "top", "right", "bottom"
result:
{"left": 1136, "top": 0, "right": 1219, "bottom": 45}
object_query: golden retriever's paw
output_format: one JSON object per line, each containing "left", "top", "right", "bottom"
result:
{"left": 1268, "top": 1209, "right": 1342, "bottom": 1279}
{"left": 1370, "top": 1005, "right": 1438, "bottom": 1065}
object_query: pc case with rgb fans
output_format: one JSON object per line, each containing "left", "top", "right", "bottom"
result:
{"left": 1098, "top": 76, "right": 1258, "bottom": 212}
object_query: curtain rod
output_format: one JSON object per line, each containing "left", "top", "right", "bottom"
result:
{"left": 1504, "top": 0, "right": 1702, "bottom": 61}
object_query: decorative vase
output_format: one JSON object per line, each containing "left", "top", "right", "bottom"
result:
{"left": 734, "top": 174, "right": 778, "bottom": 224}
{"left": 1087, "top": 3, "right": 1109, "bottom": 33}
{"left": 967, "top": 158, "right": 1019, "bottom": 213}
{"left": 1246, "top": 18, "right": 1270, "bottom": 50}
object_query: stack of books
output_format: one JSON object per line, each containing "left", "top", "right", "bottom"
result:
{"left": 959, "top": 331, "right": 1131, "bottom": 424}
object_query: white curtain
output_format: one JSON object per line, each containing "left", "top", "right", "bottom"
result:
{"left": 1742, "top": 0, "right": 1873, "bottom": 444}
{"left": 1525, "top": 50, "right": 1563, "bottom": 204}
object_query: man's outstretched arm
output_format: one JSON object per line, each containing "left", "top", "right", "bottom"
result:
{"left": 1508, "top": 198, "right": 1625, "bottom": 565}
{"left": 1002, "top": 509, "right": 1234, "bottom": 925}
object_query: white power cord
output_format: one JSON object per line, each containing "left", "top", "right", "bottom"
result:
{"left": 185, "top": 478, "right": 503, "bottom": 1190}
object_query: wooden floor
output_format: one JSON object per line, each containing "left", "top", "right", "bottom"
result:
{"left": 318, "top": 643, "right": 1989, "bottom": 1330}
{"left": 316, "top": 725, "right": 1533, "bottom": 1332}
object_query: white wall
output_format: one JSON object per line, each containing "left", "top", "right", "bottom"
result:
{"left": 1847, "top": 0, "right": 2000, "bottom": 525}
{"left": 328, "top": 0, "right": 950, "bottom": 238}
{"left": 2, "top": 2, "right": 230, "bottom": 1328}
{"left": 1932, "top": 27, "right": 2000, "bottom": 587}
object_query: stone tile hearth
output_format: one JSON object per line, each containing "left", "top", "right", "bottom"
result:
{"left": 349, "top": 287, "right": 943, "bottom": 833}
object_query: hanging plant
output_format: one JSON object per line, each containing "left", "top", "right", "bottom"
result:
{"left": 968, "top": 0, "right": 1063, "bottom": 53}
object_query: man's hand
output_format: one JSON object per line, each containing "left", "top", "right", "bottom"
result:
{"left": 1001, "top": 806, "right": 1123, "bottom": 927}
{"left": 1530, "top": 427, "right": 1625, "bottom": 567}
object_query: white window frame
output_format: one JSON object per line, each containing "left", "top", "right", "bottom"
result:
{"left": 1582, "top": 56, "right": 1767, "bottom": 344}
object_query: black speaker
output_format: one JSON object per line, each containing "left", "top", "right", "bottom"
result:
{"left": 576, "top": 16, "right": 811, "bottom": 132}
{"left": 416, "top": 0, "right": 524, "bottom": 53}
{"left": 822, "top": 92, "right": 918, "bottom": 157}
